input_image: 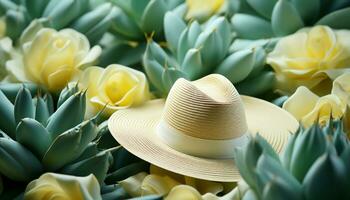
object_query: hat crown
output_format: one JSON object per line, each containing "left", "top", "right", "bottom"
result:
{"left": 162, "top": 74, "right": 248, "bottom": 140}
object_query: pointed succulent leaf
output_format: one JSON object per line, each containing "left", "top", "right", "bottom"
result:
{"left": 5, "top": 8, "right": 27, "bottom": 40}
{"left": 44, "top": 93, "right": 54, "bottom": 115}
{"left": 256, "top": 153, "right": 301, "bottom": 193}
{"left": 332, "top": 126, "right": 349, "bottom": 155}
{"left": 16, "top": 118, "right": 51, "bottom": 158}
{"left": 43, "top": 0, "right": 88, "bottom": 29}
{"left": 316, "top": 7, "right": 350, "bottom": 29}
{"left": 83, "top": 6, "right": 121, "bottom": 44}
{"left": 145, "top": 40, "right": 169, "bottom": 66}
{"left": 34, "top": 96, "right": 50, "bottom": 126}
{"left": 271, "top": 0, "right": 304, "bottom": 36}
{"left": 57, "top": 84, "right": 80, "bottom": 108}
{"left": 0, "top": 0, "right": 17, "bottom": 14}
{"left": 0, "top": 83, "right": 38, "bottom": 103}
{"left": 109, "top": 147, "right": 142, "bottom": 171}
{"left": 43, "top": 120, "right": 98, "bottom": 170}
{"left": 74, "top": 143, "right": 100, "bottom": 163}
{"left": 231, "top": 14, "right": 274, "bottom": 40}
{"left": 234, "top": 138, "right": 262, "bottom": 194}
{"left": 0, "top": 90, "right": 15, "bottom": 138}
{"left": 302, "top": 151, "right": 348, "bottom": 200}
{"left": 105, "top": 161, "right": 149, "bottom": 184}
{"left": 181, "top": 48, "right": 203, "bottom": 79}
{"left": 0, "top": 138, "right": 43, "bottom": 181}
{"left": 101, "top": 184, "right": 130, "bottom": 200}
{"left": 164, "top": 11, "right": 186, "bottom": 52}
{"left": 61, "top": 150, "right": 113, "bottom": 183}
{"left": 247, "top": 47, "right": 267, "bottom": 79}
{"left": 281, "top": 132, "right": 298, "bottom": 170}
{"left": 291, "top": 0, "right": 320, "bottom": 24}
{"left": 109, "top": 6, "right": 143, "bottom": 40}
{"left": 205, "top": 17, "right": 232, "bottom": 53}
{"left": 236, "top": 71, "right": 275, "bottom": 96}
{"left": 14, "top": 86, "right": 35, "bottom": 125}
{"left": 216, "top": 49, "right": 255, "bottom": 84}
{"left": 162, "top": 68, "right": 187, "bottom": 93}
{"left": 112, "top": 0, "right": 149, "bottom": 26}
{"left": 262, "top": 177, "right": 303, "bottom": 200}
{"left": 195, "top": 29, "right": 224, "bottom": 68}
{"left": 140, "top": 0, "right": 167, "bottom": 35}
{"left": 290, "top": 124, "right": 328, "bottom": 182}
{"left": 247, "top": 0, "right": 277, "bottom": 19}
{"left": 177, "top": 21, "right": 201, "bottom": 63}
{"left": 46, "top": 93, "right": 85, "bottom": 139}
{"left": 23, "top": 0, "right": 49, "bottom": 18}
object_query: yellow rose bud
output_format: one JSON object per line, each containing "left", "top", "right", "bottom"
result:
{"left": 186, "top": 0, "right": 225, "bottom": 21}
{"left": 7, "top": 28, "right": 101, "bottom": 92}
{"left": 24, "top": 173, "right": 101, "bottom": 200}
{"left": 78, "top": 64, "right": 151, "bottom": 117}
{"left": 267, "top": 26, "right": 350, "bottom": 95}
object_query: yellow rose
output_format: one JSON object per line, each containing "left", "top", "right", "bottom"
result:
{"left": 78, "top": 64, "right": 151, "bottom": 117}
{"left": 283, "top": 73, "right": 350, "bottom": 127}
{"left": 186, "top": 0, "right": 225, "bottom": 21}
{"left": 7, "top": 28, "right": 101, "bottom": 92}
{"left": 24, "top": 173, "right": 101, "bottom": 200}
{"left": 267, "top": 26, "right": 350, "bottom": 95}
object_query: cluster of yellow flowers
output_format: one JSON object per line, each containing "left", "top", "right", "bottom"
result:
{"left": 268, "top": 26, "right": 350, "bottom": 128}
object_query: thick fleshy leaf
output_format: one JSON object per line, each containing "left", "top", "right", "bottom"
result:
{"left": 61, "top": 150, "right": 113, "bottom": 183}
{"left": 231, "top": 14, "right": 274, "bottom": 39}
{"left": 0, "top": 90, "right": 15, "bottom": 138}
{"left": 162, "top": 68, "right": 187, "bottom": 93}
{"left": 164, "top": 11, "right": 186, "bottom": 52}
{"left": 105, "top": 161, "right": 149, "bottom": 184}
{"left": 215, "top": 49, "right": 255, "bottom": 84}
{"left": 0, "top": 138, "right": 43, "bottom": 181}
{"left": 302, "top": 152, "right": 348, "bottom": 200}
{"left": 271, "top": 0, "right": 304, "bottom": 36}
{"left": 262, "top": 177, "right": 302, "bottom": 200}
{"left": 0, "top": 83, "right": 38, "bottom": 103}
{"left": 46, "top": 93, "right": 85, "bottom": 139}
{"left": 291, "top": 0, "right": 320, "bottom": 24}
{"left": 43, "top": 120, "right": 98, "bottom": 170}
{"left": 34, "top": 97, "right": 50, "bottom": 126}
{"left": 290, "top": 125, "right": 327, "bottom": 182}
{"left": 316, "top": 7, "right": 350, "bottom": 29}
{"left": 140, "top": 0, "right": 167, "bottom": 35}
{"left": 16, "top": 118, "right": 51, "bottom": 158}
{"left": 177, "top": 21, "right": 201, "bottom": 64}
{"left": 14, "top": 87, "right": 34, "bottom": 125}
{"left": 24, "top": 0, "right": 49, "bottom": 18}
{"left": 181, "top": 48, "right": 203, "bottom": 79}
{"left": 5, "top": 9, "right": 27, "bottom": 40}
{"left": 247, "top": 0, "right": 277, "bottom": 19}
{"left": 236, "top": 71, "right": 275, "bottom": 96}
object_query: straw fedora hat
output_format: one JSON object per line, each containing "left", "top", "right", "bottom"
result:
{"left": 108, "top": 74, "right": 298, "bottom": 182}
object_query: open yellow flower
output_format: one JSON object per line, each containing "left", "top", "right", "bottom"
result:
{"left": 283, "top": 73, "right": 350, "bottom": 127}
{"left": 186, "top": 0, "right": 225, "bottom": 21}
{"left": 78, "top": 64, "right": 151, "bottom": 117}
{"left": 6, "top": 28, "right": 101, "bottom": 92}
{"left": 24, "top": 173, "right": 101, "bottom": 200}
{"left": 267, "top": 26, "right": 350, "bottom": 95}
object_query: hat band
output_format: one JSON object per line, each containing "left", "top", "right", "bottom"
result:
{"left": 157, "top": 121, "right": 250, "bottom": 159}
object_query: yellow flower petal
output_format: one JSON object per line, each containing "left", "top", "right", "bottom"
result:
{"left": 186, "top": 0, "right": 224, "bottom": 21}
{"left": 283, "top": 86, "right": 319, "bottom": 121}
{"left": 119, "top": 172, "right": 148, "bottom": 197}
{"left": 24, "top": 173, "right": 101, "bottom": 200}
{"left": 165, "top": 185, "right": 203, "bottom": 200}
{"left": 141, "top": 175, "right": 180, "bottom": 196}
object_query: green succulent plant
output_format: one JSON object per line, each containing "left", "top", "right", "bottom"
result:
{"left": 99, "top": 0, "right": 184, "bottom": 67}
{"left": 143, "top": 14, "right": 275, "bottom": 96}
{"left": 231, "top": 0, "right": 350, "bottom": 40}
{"left": 0, "top": 0, "right": 118, "bottom": 44}
{"left": 0, "top": 85, "right": 115, "bottom": 199}
{"left": 232, "top": 119, "right": 350, "bottom": 200}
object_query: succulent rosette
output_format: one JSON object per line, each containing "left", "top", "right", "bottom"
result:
{"left": 231, "top": 120, "right": 350, "bottom": 200}
{"left": 143, "top": 14, "right": 274, "bottom": 96}
{"left": 0, "top": 0, "right": 119, "bottom": 44}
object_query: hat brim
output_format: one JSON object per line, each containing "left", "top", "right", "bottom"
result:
{"left": 108, "top": 96, "right": 298, "bottom": 182}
